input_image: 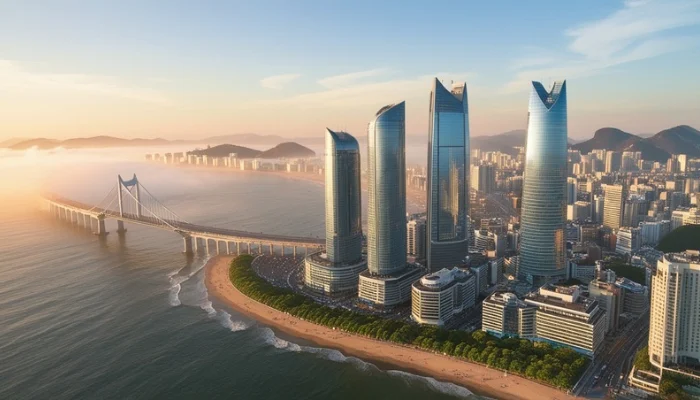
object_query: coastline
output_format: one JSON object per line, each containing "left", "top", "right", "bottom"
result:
{"left": 205, "top": 255, "right": 579, "bottom": 400}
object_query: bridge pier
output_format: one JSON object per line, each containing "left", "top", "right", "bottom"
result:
{"left": 94, "top": 215, "right": 107, "bottom": 236}
{"left": 236, "top": 242, "right": 241, "bottom": 254}
{"left": 182, "top": 235, "right": 193, "bottom": 255}
{"left": 269, "top": 243, "right": 274, "bottom": 256}
{"left": 117, "top": 220, "right": 127, "bottom": 234}
{"left": 293, "top": 246, "right": 297, "bottom": 258}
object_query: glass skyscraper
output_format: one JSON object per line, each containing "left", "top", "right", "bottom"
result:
{"left": 325, "top": 128, "right": 363, "bottom": 264}
{"left": 426, "top": 78, "right": 470, "bottom": 272}
{"left": 519, "top": 80, "right": 568, "bottom": 285}
{"left": 367, "top": 102, "right": 407, "bottom": 276}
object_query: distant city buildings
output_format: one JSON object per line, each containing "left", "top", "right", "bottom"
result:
{"left": 518, "top": 81, "right": 568, "bottom": 285}
{"left": 426, "top": 78, "right": 470, "bottom": 273}
{"left": 602, "top": 184, "right": 624, "bottom": 230}
{"left": 407, "top": 217, "right": 426, "bottom": 260}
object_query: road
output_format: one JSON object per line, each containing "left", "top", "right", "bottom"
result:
{"left": 485, "top": 193, "right": 519, "bottom": 219}
{"left": 575, "top": 311, "right": 649, "bottom": 398}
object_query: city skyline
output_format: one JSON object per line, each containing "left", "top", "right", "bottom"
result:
{"left": 2, "top": 1, "right": 700, "bottom": 141}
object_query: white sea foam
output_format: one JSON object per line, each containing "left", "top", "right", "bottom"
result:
{"left": 259, "top": 327, "right": 302, "bottom": 351}
{"left": 218, "top": 310, "right": 249, "bottom": 332}
{"left": 168, "top": 283, "right": 182, "bottom": 306}
{"left": 387, "top": 370, "right": 474, "bottom": 398}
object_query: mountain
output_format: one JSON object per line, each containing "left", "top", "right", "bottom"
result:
{"left": 0, "top": 137, "right": 28, "bottom": 147}
{"left": 471, "top": 129, "right": 527, "bottom": 154}
{"left": 571, "top": 128, "right": 635, "bottom": 155}
{"left": 647, "top": 125, "right": 700, "bottom": 158}
{"left": 571, "top": 125, "right": 700, "bottom": 162}
{"left": 9, "top": 136, "right": 172, "bottom": 150}
{"left": 257, "top": 142, "right": 315, "bottom": 159}
{"left": 199, "top": 134, "right": 287, "bottom": 146}
{"left": 9, "top": 138, "right": 61, "bottom": 150}
{"left": 187, "top": 144, "right": 261, "bottom": 159}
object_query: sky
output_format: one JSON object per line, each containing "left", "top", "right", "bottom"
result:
{"left": 1, "top": 0, "right": 699, "bottom": 141}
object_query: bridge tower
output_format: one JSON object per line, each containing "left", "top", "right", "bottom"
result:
{"left": 118, "top": 174, "right": 142, "bottom": 218}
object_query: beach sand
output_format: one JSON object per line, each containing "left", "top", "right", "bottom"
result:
{"left": 205, "top": 256, "right": 579, "bottom": 400}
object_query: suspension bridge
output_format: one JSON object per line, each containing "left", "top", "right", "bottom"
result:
{"left": 42, "top": 174, "right": 324, "bottom": 257}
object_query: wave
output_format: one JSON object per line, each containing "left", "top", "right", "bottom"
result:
{"left": 168, "top": 283, "right": 182, "bottom": 306}
{"left": 255, "top": 327, "right": 473, "bottom": 398}
{"left": 387, "top": 370, "right": 475, "bottom": 398}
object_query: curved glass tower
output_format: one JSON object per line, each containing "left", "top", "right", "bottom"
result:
{"left": 519, "top": 80, "right": 568, "bottom": 285}
{"left": 426, "top": 78, "right": 470, "bottom": 272}
{"left": 325, "top": 128, "right": 363, "bottom": 263}
{"left": 367, "top": 102, "right": 407, "bottom": 276}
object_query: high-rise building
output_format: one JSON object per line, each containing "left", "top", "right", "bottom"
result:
{"left": 518, "top": 80, "right": 568, "bottom": 285}
{"left": 588, "top": 280, "right": 623, "bottom": 334}
{"left": 648, "top": 251, "right": 700, "bottom": 373}
{"left": 615, "top": 227, "right": 641, "bottom": 255}
{"left": 471, "top": 162, "right": 496, "bottom": 194}
{"left": 567, "top": 177, "right": 577, "bottom": 205}
{"left": 603, "top": 184, "right": 624, "bottom": 230}
{"left": 407, "top": 218, "right": 426, "bottom": 259}
{"left": 359, "top": 103, "right": 423, "bottom": 306}
{"left": 605, "top": 151, "right": 622, "bottom": 173}
{"left": 426, "top": 78, "right": 470, "bottom": 272}
{"left": 304, "top": 129, "right": 367, "bottom": 295}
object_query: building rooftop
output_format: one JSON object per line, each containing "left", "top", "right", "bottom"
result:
{"left": 615, "top": 277, "right": 646, "bottom": 293}
{"left": 413, "top": 267, "right": 472, "bottom": 292}
{"left": 664, "top": 250, "right": 700, "bottom": 264}
{"left": 307, "top": 251, "right": 365, "bottom": 267}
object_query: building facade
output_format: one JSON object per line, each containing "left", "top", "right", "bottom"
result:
{"left": 518, "top": 80, "right": 568, "bottom": 285}
{"left": 649, "top": 251, "right": 700, "bottom": 371}
{"left": 304, "top": 129, "right": 367, "bottom": 294}
{"left": 426, "top": 78, "right": 470, "bottom": 272}
{"left": 407, "top": 218, "right": 427, "bottom": 259}
{"left": 603, "top": 184, "right": 624, "bottom": 230}
{"left": 411, "top": 268, "right": 476, "bottom": 326}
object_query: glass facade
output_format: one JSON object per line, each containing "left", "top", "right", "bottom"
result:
{"left": 367, "top": 102, "right": 407, "bottom": 276}
{"left": 427, "top": 78, "right": 470, "bottom": 272}
{"left": 325, "top": 129, "right": 363, "bottom": 264}
{"left": 519, "top": 81, "right": 568, "bottom": 285}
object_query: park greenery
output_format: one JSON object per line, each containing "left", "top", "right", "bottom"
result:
{"left": 634, "top": 346, "right": 698, "bottom": 400}
{"left": 607, "top": 262, "right": 646, "bottom": 285}
{"left": 633, "top": 346, "right": 653, "bottom": 372}
{"left": 229, "top": 255, "right": 589, "bottom": 389}
{"left": 658, "top": 225, "right": 700, "bottom": 253}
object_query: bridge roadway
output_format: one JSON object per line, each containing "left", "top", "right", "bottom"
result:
{"left": 43, "top": 195, "right": 324, "bottom": 258}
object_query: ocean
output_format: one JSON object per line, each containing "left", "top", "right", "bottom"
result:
{"left": 0, "top": 148, "right": 482, "bottom": 399}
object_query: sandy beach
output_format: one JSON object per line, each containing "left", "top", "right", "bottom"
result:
{"left": 205, "top": 256, "right": 579, "bottom": 400}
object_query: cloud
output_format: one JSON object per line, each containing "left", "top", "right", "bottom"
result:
{"left": 503, "top": 0, "right": 700, "bottom": 93}
{"left": 259, "top": 73, "right": 301, "bottom": 89}
{"left": 257, "top": 70, "right": 474, "bottom": 110}
{"left": 0, "top": 60, "right": 170, "bottom": 104}
{"left": 317, "top": 68, "right": 392, "bottom": 89}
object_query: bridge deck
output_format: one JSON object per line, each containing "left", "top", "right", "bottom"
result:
{"left": 45, "top": 196, "right": 324, "bottom": 246}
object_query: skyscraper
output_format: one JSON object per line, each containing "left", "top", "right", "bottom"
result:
{"left": 603, "top": 184, "right": 624, "bottom": 230}
{"left": 426, "top": 78, "right": 470, "bottom": 272}
{"left": 518, "top": 81, "right": 568, "bottom": 285}
{"left": 367, "top": 102, "right": 407, "bottom": 275}
{"left": 649, "top": 251, "right": 700, "bottom": 372}
{"left": 304, "top": 129, "right": 367, "bottom": 295}
{"left": 324, "top": 129, "right": 363, "bottom": 263}
{"left": 359, "top": 102, "right": 423, "bottom": 306}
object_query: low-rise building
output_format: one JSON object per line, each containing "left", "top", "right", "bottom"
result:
{"left": 411, "top": 268, "right": 476, "bottom": 326}
{"left": 482, "top": 291, "right": 534, "bottom": 338}
{"left": 304, "top": 252, "right": 367, "bottom": 295}
{"left": 358, "top": 264, "right": 424, "bottom": 307}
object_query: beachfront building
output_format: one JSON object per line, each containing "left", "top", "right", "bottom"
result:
{"left": 518, "top": 81, "right": 568, "bottom": 285}
{"left": 648, "top": 251, "right": 700, "bottom": 373}
{"left": 304, "top": 129, "right": 367, "bottom": 295}
{"left": 524, "top": 284, "right": 607, "bottom": 357}
{"left": 482, "top": 291, "right": 534, "bottom": 338}
{"left": 411, "top": 268, "right": 476, "bottom": 326}
{"left": 358, "top": 102, "right": 424, "bottom": 307}
{"left": 426, "top": 78, "right": 470, "bottom": 273}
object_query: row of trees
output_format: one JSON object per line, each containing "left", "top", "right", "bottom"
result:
{"left": 229, "top": 255, "right": 589, "bottom": 389}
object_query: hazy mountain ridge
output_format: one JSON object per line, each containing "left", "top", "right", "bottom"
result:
{"left": 571, "top": 125, "right": 699, "bottom": 162}
{"left": 4, "top": 125, "right": 698, "bottom": 160}
{"left": 187, "top": 142, "right": 315, "bottom": 159}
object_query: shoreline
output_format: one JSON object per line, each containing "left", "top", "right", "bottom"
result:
{"left": 205, "top": 255, "right": 579, "bottom": 400}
